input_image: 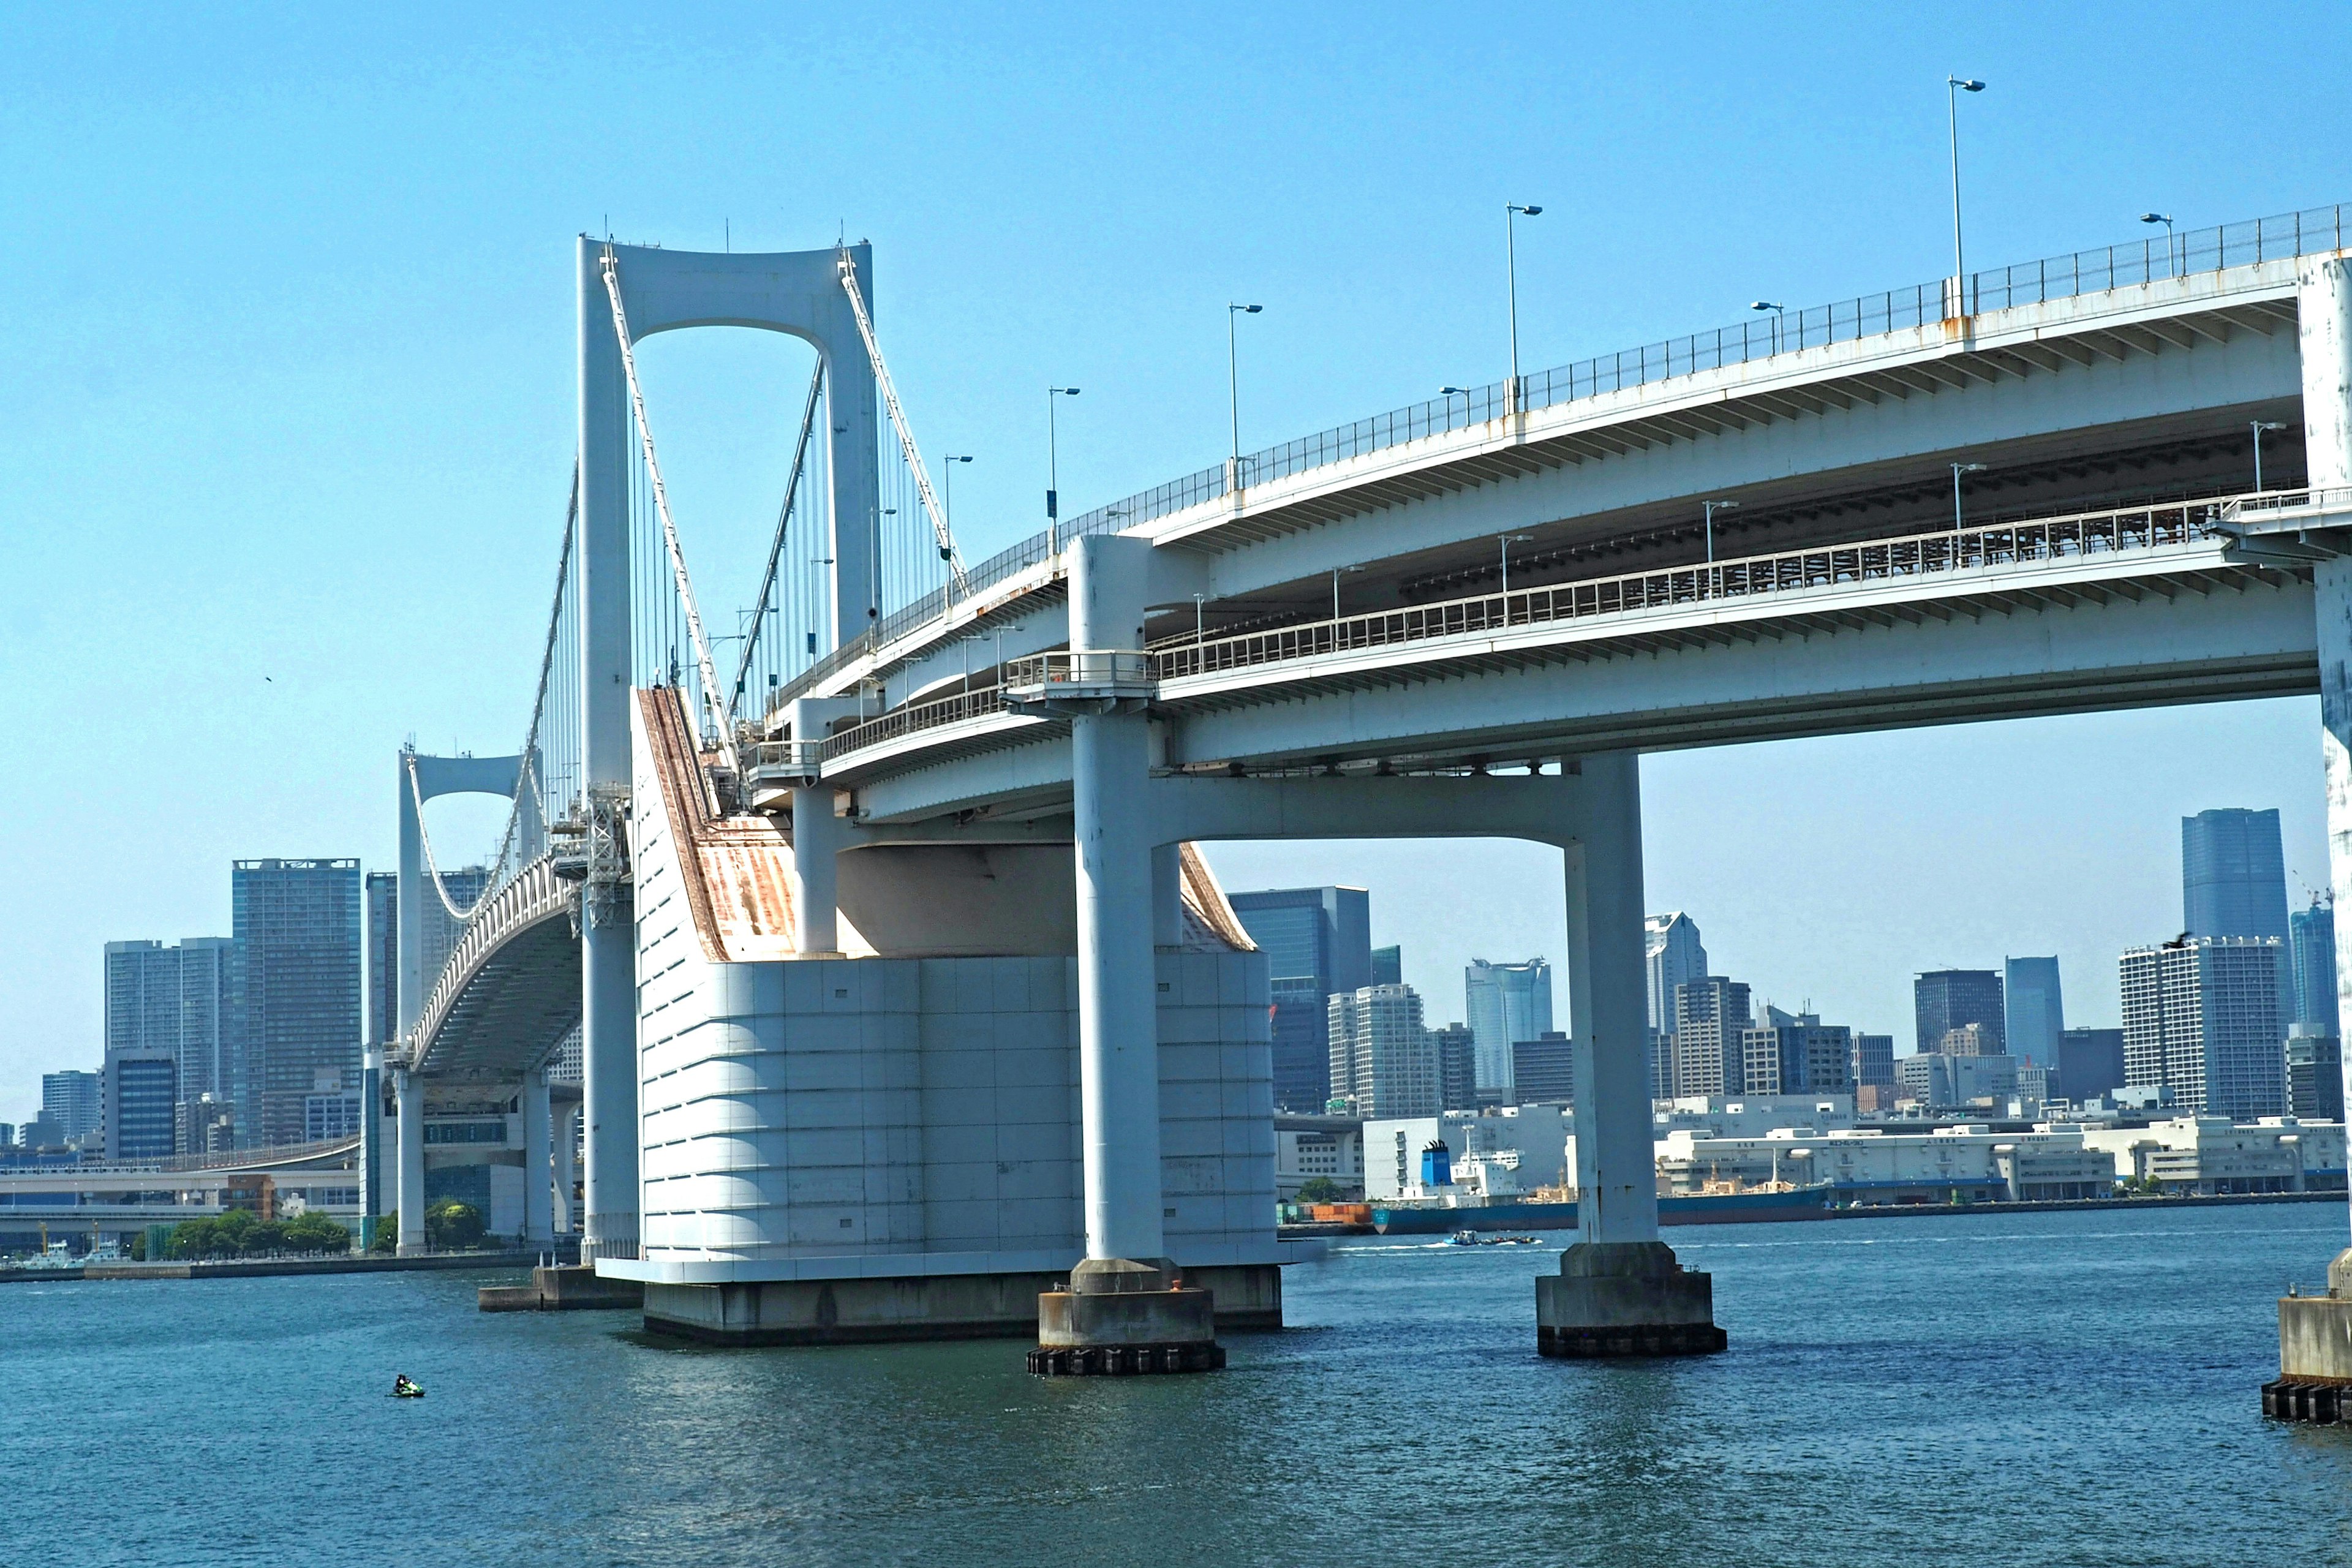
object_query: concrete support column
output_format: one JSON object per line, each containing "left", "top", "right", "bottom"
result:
{"left": 1150, "top": 842, "right": 1185, "bottom": 949}
{"left": 786, "top": 697, "right": 862, "bottom": 956}
{"left": 1073, "top": 703, "right": 1163, "bottom": 1264}
{"left": 521, "top": 1072, "right": 552, "bottom": 1249}
{"left": 2305, "top": 259, "right": 2352, "bottom": 1210}
{"left": 554, "top": 1102, "right": 579, "bottom": 1234}
{"left": 1537, "top": 751, "right": 1724, "bottom": 1359}
{"left": 580, "top": 908, "right": 638, "bottom": 1262}
{"left": 395, "top": 1070, "right": 425, "bottom": 1256}
{"left": 1563, "top": 751, "right": 1660, "bottom": 1245}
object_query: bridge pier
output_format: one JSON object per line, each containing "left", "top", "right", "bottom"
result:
{"left": 1032, "top": 535, "right": 1222, "bottom": 1375}
{"left": 395, "top": 1069, "right": 425, "bottom": 1256}
{"left": 1537, "top": 752, "right": 1725, "bottom": 1359}
{"left": 522, "top": 1071, "right": 552, "bottom": 1249}
{"left": 787, "top": 697, "right": 862, "bottom": 955}
{"left": 2272, "top": 255, "right": 2352, "bottom": 1416}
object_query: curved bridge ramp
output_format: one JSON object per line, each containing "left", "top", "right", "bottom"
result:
{"left": 408, "top": 854, "right": 581, "bottom": 1080}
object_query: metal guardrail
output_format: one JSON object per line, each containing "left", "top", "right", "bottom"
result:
{"left": 821, "top": 494, "right": 2248, "bottom": 765}
{"left": 1003, "top": 650, "right": 1153, "bottom": 690}
{"left": 777, "top": 203, "right": 2350, "bottom": 712}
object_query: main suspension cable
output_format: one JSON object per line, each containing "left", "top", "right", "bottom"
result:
{"left": 836, "top": 246, "right": 968, "bottom": 596}
{"left": 599, "top": 244, "right": 744, "bottom": 778}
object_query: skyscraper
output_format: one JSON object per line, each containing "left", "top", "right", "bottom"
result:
{"left": 364, "top": 871, "right": 399, "bottom": 1049}
{"left": 1670, "top": 975, "right": 1753, "bottom": 1096}
{"left": 1914, "top": 970, "right": 2005, "bottom": 1056}
{"left": 2120, "top": 937, "right": 2286, "bottom": 1118}
{"left": 41, "top": 1070, "right": 100, "bottom": 1145}
{"left": 1464, "top": 958, "right": 1553, "bottom": 1098}
{"left": 2003, "top": 957, "right": 2064, "bottom": 1066}
{"left": 1370, "top": 945, "right": 1402, "bottom": 987}
{"left": 1230, "top": 886, "right": 1371, "bottom": 1112}
{"left": 1327, "top": 984, "right": 1437, "bottom": 1118}
{"left": 2054, "top": 1027, "right": 2126, "bottom": 1104}
{"left": 1430, "top": 1022, "right": 1477, "bottom": 1112}
{"left": 105, "top": 936, "right": 237, "bottom": 1151}
{"left": 2182, "top": 808, "right": 2291, "bottom": 943}
{"left": 233, "top": 858, "right": 363, "bottom": 1148}
{"left": 1645, "top": 913, "right": 1708, "bottom": 1034}
{"left": 1510, "top": 1033, "right": 1575, "bottom": 1104}
{"left": 2291, "top": 897, "right": 2339, "bottom": 1036}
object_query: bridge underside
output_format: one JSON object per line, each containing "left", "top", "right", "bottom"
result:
{"left": 409, "top": 908, "right": 581, "bottom": 1080}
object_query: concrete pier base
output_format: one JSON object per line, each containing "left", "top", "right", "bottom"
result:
{"left": 636, "top": 1262, "right": 1276, "bottom": 1347}
{"left": 2266, "top": 1248, "right": 2352, "bottom": 1421}
{"left": 479, "top": 1264, "right": 644, "bottom": 1313}
{"left": 1028, "top": 1256, "right": 1224, "bottom": 1376}
{"left": 1535, "top": 1240, "right": 1726, "bottom": 1358}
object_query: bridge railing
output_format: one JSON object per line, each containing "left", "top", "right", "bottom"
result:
{"left": 1157, "top": 498, "right": 2231, "bottom": 680}
{"left": 821, "top": 496, "right": 2239, "bottom": 764}
{"left": 780, "top": 202, "right": 2347, "bottom": 711}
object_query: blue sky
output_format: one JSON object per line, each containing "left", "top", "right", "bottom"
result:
{"left": 4, "top": 2, "right": 2348, "bottom": 1115}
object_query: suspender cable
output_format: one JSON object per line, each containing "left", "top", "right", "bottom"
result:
{"left": 836, "top": 246, "right": 968, "bottom": 596}
{"left": 599, "top": 245, "right": 744, "bottom": 780}
{"left": 733, "top": 359, "right": 824, "bottom": 717}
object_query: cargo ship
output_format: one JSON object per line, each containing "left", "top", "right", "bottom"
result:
{"left": 1369, "top": 1182, "right": 1831, "bottom": 1235}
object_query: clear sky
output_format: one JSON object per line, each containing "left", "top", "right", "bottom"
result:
{"left": 5, "top": 2, "right": 2348, "bottom": 1117}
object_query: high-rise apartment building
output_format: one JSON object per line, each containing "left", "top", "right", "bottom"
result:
{"left": 1430, "top": 1022, "right": 1477, "bottom": 1113}
{"left": 233, "top": 858, "right": 363, "bottom": 1147}
{"left": 2004, "top": 957, "right": 2064, "bottom": 1065}
{"left": 2182, "top": 808, "right": 2291, "bottom": 943}
{"left": 41, "top": 1071, "right": 100, "bottom": 1145}
{"left": 1914, "top": 970, "right": 2005, "bottom": 1056}
{"left": 1670, "top": 976, "right": 1753, "bottom": 1097}
{"left": 364, "top": 871, "right": 398, "bottom": 1047}
{"left": 2291, "top": 897, "right": 2339, "bottom": 1037}
{"left": 1370, "top": 946, "right": 1402, "bottom": 987}
{"left": 2120, "top": 937, "right": 2287, "bottom": 1118}
{"left": 102, "top": 1047, "right": 177, "bottom": 1159}
{"left": 1231, "top": 886, "right": 1371, "bottom": 1112}
{"left": 1464, "top": 958, "right": 1552, "bottom": 1098}
{"left": 1850, "top": 1033, "right": 1896, "bottom": 1097}
{"left": 105, "top": 936, "right": 238, "bottom": 1151}
{"left": 1740, "top": 1007, "right": 1855, "bottom": 1096}
{"left": 1645, "top": 913, "right": 1708, "bottom": 1035}
{"left": 1327, "top": 984, "right": 1437, "bottom": 1119}
{"left": 2054, "top": 1027, "right": 2127, "bottom": 1104}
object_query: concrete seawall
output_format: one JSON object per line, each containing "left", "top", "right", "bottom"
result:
{"left": 2, "top": 1250, "right": 550, "bottom": 1284}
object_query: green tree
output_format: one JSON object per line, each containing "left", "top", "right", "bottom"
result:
{"left": 369, "top": 1212, "right": 399, "bottom": 1253}
{"left": 1296, "top": 1177, "right": 1346, "bottom": 1204}
{"left": 425, "top": 1199, "right": 485, "bottom": 1251}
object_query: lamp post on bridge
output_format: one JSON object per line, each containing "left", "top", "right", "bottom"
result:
{"left": 1506, "top": 203, "right": 1544, "bottom": 412}
{"left": 1702, "top": 501, "right": 1738, "bottom": 599}
{"left": 2141, "top": 213, "right": 2178, "bottom": 279}
{"left": 941, "top": 454, "right": 972, "bottom": 538}
{"left": 1047, "top": 387, "right": 1080, "bottom": 554}
{"left": 1331, "top": 563, "right": 1364, "bottom": 622}
{"left": 1945, "top": 75, "right": 1986, "bottom": 316}
{"left": 1227, "top": 304, "right": 1262, "bottom": 482}
{"left": 1498, "top": 532, "right": 1533, "bottom": 595}
{"left": 1751, "top": 301, "right": 1785, "bottom": 356}
{"left": 1441, "top": 386, "right": 1477, "bottom": 428}
{"left": 2253, "top": 420, "right": 2287, "bottom": 493}
{"left": 1951, "top": 463, "right": 1989, "bottom": 562}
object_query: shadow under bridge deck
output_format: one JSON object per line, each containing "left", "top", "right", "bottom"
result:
{"left": 405, "top": 854, "right": 583, "bottom": 1081}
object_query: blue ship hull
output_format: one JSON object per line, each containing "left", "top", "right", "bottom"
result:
{"left": 1371, "top": 1186, "right": 1830, "bottom": 1234}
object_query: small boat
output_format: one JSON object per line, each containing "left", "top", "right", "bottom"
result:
{"left": 391, "top": 1381, "right": 426, "bottom": 1399}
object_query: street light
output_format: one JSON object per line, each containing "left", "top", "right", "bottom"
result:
{"left": 1751, "top": 301, "right": 1785, "bottom": 355}
{"left": 2252, "top": 420, "right": 2288, "bottom": 492}
{"left": 1046, "top": 387, "right": 1080, "bottom": 551}
{"left": 1496, "top": 532, "right": 1534, "bottom": 594}
{"left": 1946, "top": 75, "right": 1986, "bottom": 314}
{"left": 1441, "top": 386, "right": 1477, "bottom": 426}
{"left": 941, "top": 454, "right": 973, "bottom": 536}
{"left": 1228, "top": 304, "right": 1263, "bottom": 475}
{"left": 1702, "top": 500, "right": 1740, "bottom": 565}
{"left": 1506, "top": 203, "right": 1544, "bottom": 410}
{"left": 1951, "top": 461, "right": 1989, "bottom": 531}
{"left": 1332, "top": 563, "right": 1365, "bottom": 621}
{"left": 2141, "top": 213, "right": 2177, "bottom": 279}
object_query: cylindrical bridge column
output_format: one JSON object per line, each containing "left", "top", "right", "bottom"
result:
{"left": 395, "top": 1069, "right": 426, "bottom": 1256}
{"left": 1564, "top": 751, "right": 1660, "bottom": 1245}
{"left": 521, "top": 1071, "right": 552, "bottom": 1249}
{"left": 2302, "top": 257, "right": 2352, "bottom": 1245}
{"left": 580, "top": 908, "right": 638, "bottom": 1263}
